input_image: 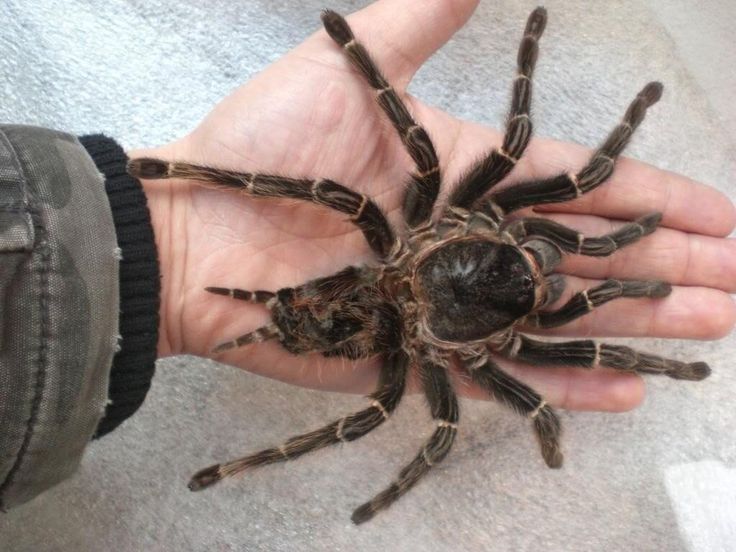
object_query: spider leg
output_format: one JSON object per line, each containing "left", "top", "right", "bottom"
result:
{"left": 352, "top": 354, "right": 458, "bottom": 524}
{"left": 211, "top": 324, "right": 280, "bottom": 354}
{"left": 321, "top": 10, "right": 440, "bottom": 229}
{"left": 460, "top": 350, "right": 562, "bottom": 468}
{"left": 496, "top": 333, "right": 710, "bottom": 381}
{"left": 528, "top": 279, "right": 671, "bottom": 329}
{"left": 208, "top": 266, "right": 376, "bottom": 311}
{"left": 485, "top": 82, "right": 663, "bottom": 215}
{"left": 448, "top": 7, "right": 547, "bottom": 211}
{"left": 505, "top": 213, "right": 662, "bottom": 257}
{"left": 205, "top": 287, "right": 275, "bottom": 304}
{"left": 189, "top": 350, "right": 408, "bottom": 491}
{"left": 127, "top": 159, "right": 397, "bottom": 259}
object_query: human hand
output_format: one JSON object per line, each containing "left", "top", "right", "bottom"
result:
{"left": 131, "top": 0, "right": 736, "bottom": 412}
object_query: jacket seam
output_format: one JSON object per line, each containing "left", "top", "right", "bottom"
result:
{"left": 0, "top": 206, "right": 51, "bottom": 511}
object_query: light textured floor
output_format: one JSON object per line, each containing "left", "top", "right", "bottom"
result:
{"left": 1, "top": 1, "right": 734, "bottom": 551}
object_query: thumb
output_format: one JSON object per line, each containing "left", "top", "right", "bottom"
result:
{"left": 308, "top": 0, "right": 480, "bottom": 86}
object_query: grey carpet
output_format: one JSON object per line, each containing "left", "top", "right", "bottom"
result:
{"left": 1, "top": 1, "right": 734, "bottom": 550}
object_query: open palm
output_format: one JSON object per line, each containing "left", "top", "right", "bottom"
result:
{"left": 133, "top": 0, "right": 736, "bottom": 412}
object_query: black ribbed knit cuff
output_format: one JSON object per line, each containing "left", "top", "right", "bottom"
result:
{"left": 79, "top": 134, "right": 160, "bottom": 438}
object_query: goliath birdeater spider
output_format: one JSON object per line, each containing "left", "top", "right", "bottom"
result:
{"left": 128, "top": 7, "right": 710, "bottom": 524}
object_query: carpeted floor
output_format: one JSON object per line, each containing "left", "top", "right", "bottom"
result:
{"left": 1, "top": 1, "right": 734, "bottom": 550}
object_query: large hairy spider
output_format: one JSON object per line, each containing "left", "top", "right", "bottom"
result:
{"left": 129, "top": 8, "right": 710, "bottom": 524}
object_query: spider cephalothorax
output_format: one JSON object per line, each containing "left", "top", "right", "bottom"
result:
{"left": 128, "top": 7, "right": 710, "bottom": 524}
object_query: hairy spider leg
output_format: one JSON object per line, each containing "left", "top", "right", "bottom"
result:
{"left": 126, "top": 158, "right": 396, "bottom": 259}
{"left": 189, "top": 350, "right": 408, "bottom": 491}
{"left": 205, "top": 287, "right": 275, "bottom": 304}
{"left": 527, "top": 279, "right": 671, "bottom": 329}
{"left": 205, "top": 286, "right": 278, "bottom": 353}
{"left": 211, "top": 324, "right": 280, "bottom": 354}
{"left": 461, "top": 351, "right": 562, "bottom": 468}
{"left": 485, "top": 81, "right": 663, "bottom": 215}
{"left": 448, "top": 7, "right": 548, "bottom": 211}
{"left": 495, "top": 333, "right": 710, "bottom": 381}
{"left": 321, "top": 10, "right": 440, "bottom": 229}
{"left": 505, "top": 213, "right": 662, "bottom": 257}
{"left": 352, "top": 355, "right": 458, "bottom": 524}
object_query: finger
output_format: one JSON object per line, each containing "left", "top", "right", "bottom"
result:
{"left": 523, "top": 275, "right": 736, "bottom": 339}
{"left": 524, "top": 137, "right": 736, "bottom": 237}
{"left": 534, "top": 212, "right": 736, "bottom": 292}
{"left": 313, "top": 0, "right": 480, "bottom": 86}
{"left": 452, "top": 358, "right": 645, "bottom": 412}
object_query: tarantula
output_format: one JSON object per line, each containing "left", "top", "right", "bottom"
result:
{"left": 128, "top": 8, "right": 710, "bottom": 524}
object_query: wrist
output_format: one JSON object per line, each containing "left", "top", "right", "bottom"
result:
{"left": 127, "top": 143, "right": 184, "bottom": 358}
{"left": 79, "top": 134, "right": 161, "bottom": 436}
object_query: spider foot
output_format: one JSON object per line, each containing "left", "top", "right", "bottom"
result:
{"left": 642, "top": 280, "right": 672, "bottom": 298}
{"left": 321, "top": 10, "right": 353, "bottom": 46}
{"left": 351, "top": 501, "right": 376, "bottom": 525}
{"left": 669, "top": 361, "right": 711, "bottom": 381}
{"left": 189, "top": 464, "right": 222, "bottom": 491}
{"left": 640, "top": 81, "right": 664, "bottom": 106}
{"left": 542, "top": 447, "right": 564, "bottom": 469}
{"left": 637, "top": 212, "right": 663, "bottom": 233}
{"left": 127, "top": 158, "right": 169, "bottom": 179}
{"left": 534, "top": 413, "right": 564, "bottom": 468}
{"left": 632, "top": 351, "right": 711, "bottom": 381}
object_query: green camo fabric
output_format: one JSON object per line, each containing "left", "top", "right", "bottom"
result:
{"left": 0, "top": 125, "right": 118, "bottom": 510}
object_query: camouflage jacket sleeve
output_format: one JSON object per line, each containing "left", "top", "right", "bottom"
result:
{"left": 0, "top": 126, "right": 159, "bottom": 510}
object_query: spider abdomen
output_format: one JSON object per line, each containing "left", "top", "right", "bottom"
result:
{"left": 413, "top": 238, "right": 537, "bottom": 343}
{"left": 271, "top": 281, "right": 401, "bottom": 358}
